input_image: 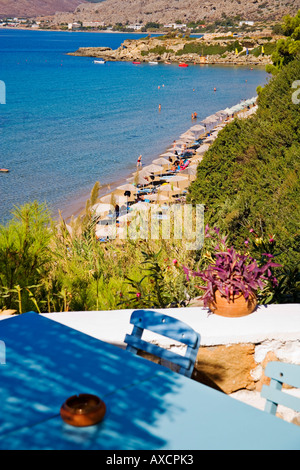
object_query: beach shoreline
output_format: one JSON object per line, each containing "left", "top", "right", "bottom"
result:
{"left": 60, "top": 98, "right": 257, "bottom": 226}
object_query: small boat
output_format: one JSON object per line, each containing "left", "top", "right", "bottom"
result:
{"left": 94, "top": 59, "right": 106, "bottom": 64}
{"left": 0, "top": 168, "right": 9, "bottom": 173}
{"left": 179, "top": 63, "right": 189, "bottom": 67}
{"left": 149, "top": 61, "right": 158, "bottom": 65}
{"left": 164, "top": 61, "right": 171, "bottom": 65}
{"left": 132, "top": 61, "right": 141, "bottom": 65}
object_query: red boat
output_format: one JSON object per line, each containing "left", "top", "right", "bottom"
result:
{"left": 0, "top": 168, "right": 9, "bottom": 172}
{"left": 179, "top": 63, "right": 188, "bottom": 67}
{"left": 132, "top": 61, "right": 141, "bottom": 65}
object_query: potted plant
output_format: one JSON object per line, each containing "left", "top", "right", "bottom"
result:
{"left": 183, "top": 226, "right": 281, "bottom": 317}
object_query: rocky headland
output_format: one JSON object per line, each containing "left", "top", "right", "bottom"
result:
{"left": 68, "top": 36, "right": 273, "bottom": 65}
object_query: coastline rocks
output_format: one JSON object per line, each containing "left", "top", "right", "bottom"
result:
{"left": 68, "top": 37, "right": 272, "bottom": 66}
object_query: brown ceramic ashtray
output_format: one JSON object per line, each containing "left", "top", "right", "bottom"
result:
{"left": 60, "top": 394, "right": 106, "bottom": 427}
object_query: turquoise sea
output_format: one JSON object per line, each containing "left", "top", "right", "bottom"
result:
{"left": 0, "top": 29, "right": 268, "bottom": 223}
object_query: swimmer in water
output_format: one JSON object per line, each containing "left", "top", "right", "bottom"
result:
{"left": 137, "top": 155, "right": 142, "bottom": 169}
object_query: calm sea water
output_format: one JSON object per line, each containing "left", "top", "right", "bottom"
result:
{"left": 0, "top": 29, "right": 268, "bottom": 223}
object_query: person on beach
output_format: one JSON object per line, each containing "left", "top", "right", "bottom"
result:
{"left": 137, "top": 155, "right": 142, "bottom": 169}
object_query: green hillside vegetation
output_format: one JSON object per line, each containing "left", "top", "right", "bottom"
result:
{"left": 266, "top": 10, "right": 300, "bottom": 73}
{"left": 0, "top": 201, "right": 200, "bottom": 314}
{"left": 188, "top": 40, "right": 300, "bottom": 300}
{"left": 175, "top": 40, "right": 243, "bottom": 56}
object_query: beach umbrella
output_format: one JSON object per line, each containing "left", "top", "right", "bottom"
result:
{"left": 142, "top": 163, "right": 164, "bottom": 174}
{"left": 116, "top": 183, "right": 137, "bottom": 192}
{"left": 92, "top": 202, "right": 114, "bottom": 216}
{"left": 160, "top": 151, "right": 177, "bottom": 158}
{"left": 152, "top": 157, "right": 171, "bottom": 166}
{"left": 131, "top": 168, "right": 152, "bottom": 177}
{"left": 180, "top": 133, "right": 196, "bottom": 142}
{"left": 165, "top": 174, "right": 189, "bottom": 188}
{"left": 117, "top": 212, "right": 134, "bottom": 225}
{"left": 99, "top": 194, "right": 116, "bottom": 204}
{"left": 180, "top": 166, "right": 197, "bottom": 181}
{"left": 115, "top": 184, "right": 137, "bottom": 199}
{"left": 188, "top": 125, "right": 206, "bottom": 139}
{"left": 146, "top": 193, "right": 169, "bottom": 202}
{"left": 196, "top": 143, "right": 210, "bottom": 154}
{"left": 181, "top": 165, "right": 197, "bottom": 175}
{"left": 215, "top": 110, "right": 228, "bottom": 121}
{"left": 127, "top": 174, "right": 150, "bottom": 186}
{"left": 200, "top": 115, "right": 219, "bottom": 132}
{"left": 159, "top": 184, "right": 182, "bottom": 194}
{"left": 96, "top": 225, "right": 113, "bottom": 239}
{"left": 129, "top": 201, "right": 150, "bottom": 211}
{"left": 166, "top": 175, "right": 188, "bottom": 182}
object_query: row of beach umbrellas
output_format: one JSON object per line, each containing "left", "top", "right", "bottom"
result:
{"left": 93, "top": 96, "right": 257, "bottom": 225}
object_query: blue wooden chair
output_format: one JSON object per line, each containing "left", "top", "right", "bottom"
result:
{"left": 261, "top": 361, "right": 300, "bottom": 415}
{"left": 124, "top": 309, "right": 200, "bottom": 378}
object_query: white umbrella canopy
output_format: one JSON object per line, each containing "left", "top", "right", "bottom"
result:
{"left": 160, "top": 151, "right": 177, "bottom": 158}
{"left": 99, "top": 194, "right": 117, "bottom": 204}
{"left": 215, "top": 110, "right": 228, "bottom": 120}
{"left": 115, "top": 183, "right": 137, "bottom": 192}
{"left": 127, "top": 175, "right": 150, "bottom": 186}
{"left": 159, "top": 184, "right": 182, "bottom": 194}
{"left": 180, "top": 165, "right": 197, "bottom": 175}
{"left": 166, "top": 174, "right": 188, "bottom": 182}
{"left": 188, "top": 124, "right": 206, "bottom": 139}
{"left": 196, "top": 143, "right": 211, "bottom": 154}
{"left": 189, "top": 124, "right": 206, "bottom": 132}
{"left": 96, "top": 225, "right": 113, "bottom": 239}
{"left": 166, "top": 174, "right": 189, "bottom": 188}
{"left": 180, "top": 133, "right": 195, "bottom": 141}
{"left": 142, "top": 163, "right": 164, "bottom": 174}
{"left": 146, "top": 193, "right": 169, "bottom": 201}
{"left": 129, "top": 201, "right": 151, "bottom": 211}
{"left": 92, "top": 202, "right": 114, "bottom": 216}
{"left": 117, "top": 212, "right": 134, "bottom": 224}
{"left": 131, "top": 168, "right": 152, "bottom": 177}
{"left": 152, "top": 157, "right": 171, "bottom": 166}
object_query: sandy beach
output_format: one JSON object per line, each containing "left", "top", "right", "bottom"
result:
{"left": 63, "top": 97, "right": 257, "bottom": 233}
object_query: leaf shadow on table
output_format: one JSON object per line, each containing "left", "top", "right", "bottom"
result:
{"left": 0, "top": 312, "right": 199, "bottom": 449}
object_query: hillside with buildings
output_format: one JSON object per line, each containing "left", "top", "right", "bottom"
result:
{"left": 49, "top": 0, "right": 300, "bottom": 27}
{"left": 0, "top": 0, "right": 84, "bottom": 18}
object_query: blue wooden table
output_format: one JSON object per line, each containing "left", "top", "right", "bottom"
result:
{"left": 0, "top": 312, "right": 300, "bottom": 450}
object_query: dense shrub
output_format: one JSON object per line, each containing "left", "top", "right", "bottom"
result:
{"left": 188, "top": 59, "right": 300, "bottom": 300}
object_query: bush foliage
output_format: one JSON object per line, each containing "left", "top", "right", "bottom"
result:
{"left": 188, "top": 58, "right": 300, "bottom": 299}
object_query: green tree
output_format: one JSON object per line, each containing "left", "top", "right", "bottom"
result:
{"left": 266, "top": 10, "right": 300, "bottom": 73}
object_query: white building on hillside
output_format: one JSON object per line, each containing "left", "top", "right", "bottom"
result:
{"left": 239, "top": 21, "right": 255, "bottom": 26}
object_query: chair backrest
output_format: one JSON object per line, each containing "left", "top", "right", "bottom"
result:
{"left": 124, "top": 309, "right": 200, "bottom": 378}
{"left": 261, "top": 361, "right": 300, "bottom": 415}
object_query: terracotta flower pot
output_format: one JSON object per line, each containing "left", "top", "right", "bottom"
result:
{"left": 208, "top": 290, "right": 257, "bottom": 318}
